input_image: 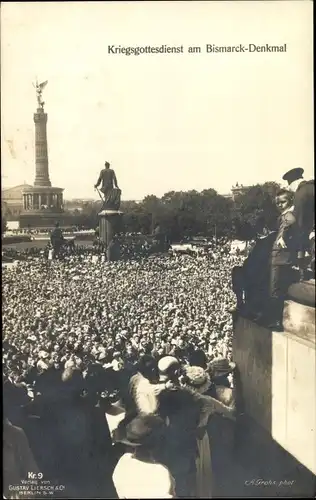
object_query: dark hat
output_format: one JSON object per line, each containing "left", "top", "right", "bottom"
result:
{"left": 282, "top": 168, "right": 304, "bottom": 185}
{"left": 137, "top": 354, "right": 157, "bottom": 376}
{"left": 209, "top": 358, "right": 236, "bottom": 378}
{"left": 114, "top": 415, "right": 165, "bottom": 448}
{"left": 3, "top": 380, "right": 29, "bottom": 408}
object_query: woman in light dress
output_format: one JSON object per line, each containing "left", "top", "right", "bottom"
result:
{"left": 181, "top": 365, "right": 236, "bottom": 498}
{"left": 113, "top": 355, "right": 235, "bottom": 498}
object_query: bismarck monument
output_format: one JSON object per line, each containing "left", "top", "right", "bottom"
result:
{"left": 94, "top": 161, "right": 123, "bottom": 254}
{"left": 19, "top": 81, "right": 65, "bottom": 229}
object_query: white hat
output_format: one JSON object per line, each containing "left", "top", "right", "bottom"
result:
{"left": 38, "top": 350, "right": 49, "bottom": 359}
{"left": 37, "top": 359, "right": 49, "bottom": 371}
{"left": 158, "top": 356, "right": 179, "bottom": 382}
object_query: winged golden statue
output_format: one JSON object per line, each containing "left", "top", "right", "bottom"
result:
{"left": 33, "top": 80, "right": 48, "bottom": 108}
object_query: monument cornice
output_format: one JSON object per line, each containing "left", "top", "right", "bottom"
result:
{"left": 23, "top": 186, "right": 64, "bottom": 193}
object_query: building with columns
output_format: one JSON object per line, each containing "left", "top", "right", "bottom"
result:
{"left": 2, "top": 183, "right": 32, "bottom": 219}
{"left": 19, "top": 97, "right": 67, "bottom": 228}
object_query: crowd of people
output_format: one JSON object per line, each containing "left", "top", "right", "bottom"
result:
{"left": 3, "top": 233, "right": 234, "bottom": 263}
{"left": 3, "top": 239, "right": 243, "bottom": 498}
{"left": 3, "top": 166, "right": 314, "bottom": 498}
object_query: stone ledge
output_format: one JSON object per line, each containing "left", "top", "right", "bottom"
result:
{"left": 235, "top": 414, "right": 316, "bottom": 497}
{"left": 283, "top": 300, "right": 315, "bottom": 345}
{"left": 287, "top": 279, "right": 315, "bottom": 307}
{"left": 22, "top": 186, "right": 64, "bottom": 192}
{"left": 20, "top": 211, "right": 64, "bottom": 217}
{"left": 233, "top": 316, "right": 316, "bottom": 476}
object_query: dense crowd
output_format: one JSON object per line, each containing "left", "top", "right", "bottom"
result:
{"left": 3, "top": 243, "right": 243, "bottom": 383}
{"left": 3, "top": 167, "right": 314, "bottom": 498}
{"left": 3, "top": 242, "right": 244, "bottom": 498}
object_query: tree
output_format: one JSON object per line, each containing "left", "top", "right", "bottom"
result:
{"left": 101, "top": 181, "right": 282, "bottom": 242}
{"left": 120, "top": 200, "right": 140, "bottom": 212}
{"left": 232, "top": 182, "right": 280, "bottom": 239}
{"left": 63, "top": 200, "right": 101, "bottom": 229}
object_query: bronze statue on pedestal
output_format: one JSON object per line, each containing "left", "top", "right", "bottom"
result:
{"left": 94, "top": 161, "right": 121, "bottom": 211}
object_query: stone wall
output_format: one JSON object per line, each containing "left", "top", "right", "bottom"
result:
{"left": 233, "top": 310, "right": 316, "bottom": 476}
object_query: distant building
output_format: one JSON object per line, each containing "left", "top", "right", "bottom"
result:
{"left": 222, "top": 192, "right": 233, "bottom": 199}
{"left": 64, "top": 198, "right": 97, "bottom": 213}
{"left": 231, "top": 182, "right": 252, "bottom": 201}
{"left": 220, "top": 184, "right": 253, "bottom": 201}
{"left": 2, "top": 183, "right": 33, "bottom": 219}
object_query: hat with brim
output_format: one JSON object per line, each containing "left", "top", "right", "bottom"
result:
{"left": 209, "top": 358, "right": 236, "bottom": 378}
{"left": 114, "top": 415, "right": 165, "bottom": 448}
{"left": 282, "top": 167, "right": 304, "bottom": 185}
{"left": 183, "top": 366, "right": 211, "bottom": 394}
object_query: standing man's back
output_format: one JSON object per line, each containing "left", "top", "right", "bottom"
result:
{"left": 95, "top": 161, "right": 118, "bottom": 195}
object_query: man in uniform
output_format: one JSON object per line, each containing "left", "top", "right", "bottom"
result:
{"left": 95, "top": 162, "right": 119, "bottom": 196}
{"left": 282, "top": 167, "right": 315, "bottom": 280}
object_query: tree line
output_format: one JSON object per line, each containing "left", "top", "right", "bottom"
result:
{"left": 2, "top": 182, "right": 281, "bottom": 241}
{"left": 65, "top": 182, "right": 281, "bottom": 241}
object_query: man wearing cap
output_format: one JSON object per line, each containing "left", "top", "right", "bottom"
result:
{"left": 282, "top": 168, "right": 315, "bottom": 280}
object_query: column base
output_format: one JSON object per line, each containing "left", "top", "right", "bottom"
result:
{"left": 19, "top": 211, "right": 69, "bottom": 229}
{"left": 98, "top": 210, "right": 123, "bottom": 250}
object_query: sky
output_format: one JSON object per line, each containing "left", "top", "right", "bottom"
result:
{"left": 1, "top": 1, "right": 314, "bottom": 201}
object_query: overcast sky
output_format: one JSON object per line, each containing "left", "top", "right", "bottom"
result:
{"left": 1, "top": 1, "right": 313, "bottom": 200}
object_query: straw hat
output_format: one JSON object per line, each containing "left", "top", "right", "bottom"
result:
{"left": 38, "top": 350, "right": 49, "bottom": 359}
{"left": 183, "top": 366, "right": 211, "bottom": 394}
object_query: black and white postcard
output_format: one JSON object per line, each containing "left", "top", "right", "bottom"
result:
{"left": 2, "top": 1, "right": 315, "bottom": 498}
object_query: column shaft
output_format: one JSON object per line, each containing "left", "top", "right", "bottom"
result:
{"left": 34, "top": 110, "right": 51, "bottom": 187}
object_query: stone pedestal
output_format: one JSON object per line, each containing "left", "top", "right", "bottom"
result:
{"left": 287, "top": 279, "right": 315, "bottom": 307}
{"left": 233, "top": 315, "right": 316, "bottom": 475}
{"left": 283, "top": 300, "right": 315, "bottom": 344}
{"left": 98, "top": 210, "right": 123, "bottom": 250}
